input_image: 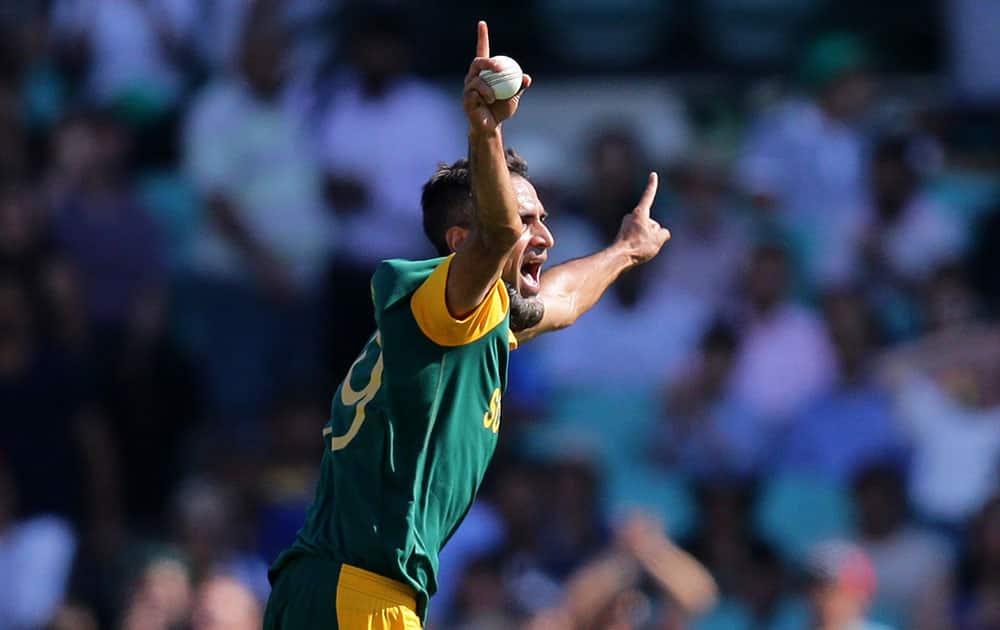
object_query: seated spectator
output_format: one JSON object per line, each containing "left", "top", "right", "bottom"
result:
{"left": 657, "top": 321, "right": 764, "bottom": 479}
{"left": 880, "top": 266, "right": 1000, "bottom": 525}
{"left": 181, "top": 7, "right": 332, "bottom": 419}
{"left": 737, "top": 33, "right": 873, "bottom": 282}
{"left": 821, "top": 135, "right": 965, "bottom": 340}
{"left": 776, "top": 289, "right": 906, "bottom": 483}
{"left": 170, "top": 478, "right": 270, "bottom": 603}
{"left": 118, "top": 551, "right": 193, "bottom": 630}
{"left": 49, "top": 111, "right": 166, "bottom": 358}
{"left": 955, "top": 495, "right": 1000, "bottom": 629}
{"left": 683, "top": 481, "right": 756, "bottom": 596}
{"left": 728, "top": 243, "right": 838, "bottom": 425}
{"left": 0, "top": 452, "right": 77, "bottom": 629}
{"left": 803, "top": 540, "right": 891, "bottom": 630}
{"left": 854, "top": 135, "right": 964, "bottom": 285}
{"left": 852, "top": 462, "right": 955, "bottom": 629}
{"left": 190, "top": 575, "right": 263, "bottom": 630}
{"left": 448, "top": 554, "right": 517, "bottom": 630}
{"left": 316, "top": 6, "right": 463, "bottom": 266}
{"left": 660, "top": 152, "right": 750, "bottom": 308}
{"left": 49, "top": 0, "right": 197, "bottom": 116}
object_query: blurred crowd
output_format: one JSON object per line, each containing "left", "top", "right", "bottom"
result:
{"left": 0, "top": 1, "right": 999, "bottom": 629}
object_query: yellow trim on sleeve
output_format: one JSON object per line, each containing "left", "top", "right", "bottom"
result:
{"left": 508, "top": 329, "right": 518, "bottom": 350}
{"left": 410, "top": 255, "right": 509, "bottom": 347}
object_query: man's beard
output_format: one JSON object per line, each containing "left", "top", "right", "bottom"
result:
{"left": 506, "top": 282, "right": 544, "bottom": 332}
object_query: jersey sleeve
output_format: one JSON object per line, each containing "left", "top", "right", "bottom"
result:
{"left": 410, "top": 255, "right": 509, "bottom": 347}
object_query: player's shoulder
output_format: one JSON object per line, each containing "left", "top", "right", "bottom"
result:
{"left": 372, "top": 256, "right": 449, "bottom": 312}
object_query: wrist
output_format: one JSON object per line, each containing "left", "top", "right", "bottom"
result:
{"left": 468, "top": 126, "right": 502, "bottom": 143}
{"left": 610, "top": 239, "right": 639, "bottom": 269}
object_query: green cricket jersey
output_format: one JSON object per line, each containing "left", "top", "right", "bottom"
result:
{"left": 270, "top": 255, "right": 515, "bottom": 619}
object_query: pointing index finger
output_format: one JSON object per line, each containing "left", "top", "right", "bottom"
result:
{"left": 634, "top": 172, "right": 659, "bottom": 217}
{"left": 476, "top": 21, "right": 490, "bottom": 58}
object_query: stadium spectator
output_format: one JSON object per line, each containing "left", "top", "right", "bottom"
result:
{"left": 0, "top": 452, "right": 78, "bottom": 629}
{"left": 820, "top": 135, "right": 965, "bottom": 340}
{"left": 737, "top": 33, "right": 874, "bottom": 283}
{"left": 657, "top": 321, "right": 764, "bottom": 479}
{"left": 118, "top": 552, "right": 193, "bottom": 630}
{"left": 776, "top": 289, "right": 906, "bottom": 483}
{"left": 852, "top": 462, "right": 955, "bottom": 630}
{"left": 880, "top": 265, "right": 1000, "bottom": 525}
{"left": 316, "top": 6, "right": 462, "bottom": 266}
{"left": 48, "top": 112, "right": 167, "bottom": 389}
{"left": 682, "top": 481, "right": 755, "bottom": 597}
{"left": 660, "top": 152, "right": 750, "bottom": 307}
{"left": 181, "top": 6, "right": 332, "bottom": 419}
{"left": 728, "top": 243, "right": 838, "bottom": 424}
{"left": 169, "top": 478, "right": 270, "bottom": 603}
{"left": 190, "top": 575, "right": 264, "bottom": 630}
{"left": 49, "top": 0, "right": 198, "bottom": 115}
{"left": 803, "top": 541, "right": 890, "bottom": 630}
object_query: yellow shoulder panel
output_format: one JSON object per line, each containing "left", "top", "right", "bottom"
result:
{"left": 411, "top": 255, "right": 509, "bottom": 347}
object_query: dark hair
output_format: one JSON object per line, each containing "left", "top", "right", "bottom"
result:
{"left": 420, "top": 149, "right": 529, "bottom": 256}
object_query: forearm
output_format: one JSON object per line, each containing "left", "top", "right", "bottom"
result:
{"left": 468, "top": 127, "right": 521, "bottom": 247}
{"left": 635, "top": 537, "right": 719, "bottom": 615}
{"left": 517, "top": 242, "right": 633, "bottom": 342}
{"left": 446, "top": 128, "right": 523, "bottom": 316}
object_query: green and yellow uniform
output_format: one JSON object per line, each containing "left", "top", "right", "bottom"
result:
{"left": 264, "top": 255, "right": 516, "bottom": 629}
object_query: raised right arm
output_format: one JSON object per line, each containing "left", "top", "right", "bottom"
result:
{"left": 445, "top": 21, "right": 531, "bottom": 317}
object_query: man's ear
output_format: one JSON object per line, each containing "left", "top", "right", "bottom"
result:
{"left": 445, "top": 225, "right": 470, "bottom": 253}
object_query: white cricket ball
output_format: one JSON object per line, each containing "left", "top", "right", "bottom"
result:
{"left": 479, "top": 55, "right": 523, "bottom": 101}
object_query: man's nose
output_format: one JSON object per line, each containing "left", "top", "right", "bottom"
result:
{"left": 532, "top": 222, "right": 554, "bottom": 248}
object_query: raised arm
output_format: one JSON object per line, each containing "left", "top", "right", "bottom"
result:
{"left": 446, "top": 22, "right": 532, "bottom": 317}
{"left": 516, "top": 172, "right": 670, "bottom": 343}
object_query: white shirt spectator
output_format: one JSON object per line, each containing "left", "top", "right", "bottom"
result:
{"left": 184, "top": 79, "right": 333, "bottom": 288}
{"left": 738, "top": 99, "right": 867, "bottom": 281}
{"left": 893, "top": 371, "right": 1000, "bottom": 523}
{"left": 820, "top": 193, "right": 965, "bottom": 286}
{"left": 318, "top": 75, "right": 465, "bottom": 264}
{"left": 0, "top": 516, "right": 76, "bottom": 629}
{"left": 729, "top": 303, "right": 838, "bottom": 423}
{"left": 51, "top": 0, "right": 197, "bottom": 105}
{"left": 739, "top": 99, "right": 866, "bottom": 224}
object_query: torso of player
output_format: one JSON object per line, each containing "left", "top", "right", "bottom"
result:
{"left": 289, "top": 257, "right": 511, "bottom": 609}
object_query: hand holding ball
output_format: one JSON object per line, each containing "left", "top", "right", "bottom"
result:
{"left": 478, "top": 56, "right": 523, "bottom": 101}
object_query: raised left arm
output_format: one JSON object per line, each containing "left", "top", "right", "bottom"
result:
{"left": 516, "top": 172, "right": 670, "bottom": 343}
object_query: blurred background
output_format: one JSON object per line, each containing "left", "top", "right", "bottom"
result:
{"left": 1, "top": 0, "right": 999, "bottom": 629}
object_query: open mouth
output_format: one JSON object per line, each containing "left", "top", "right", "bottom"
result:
{"left": 519, "top": 259, "right": 543, "bottom": 296}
